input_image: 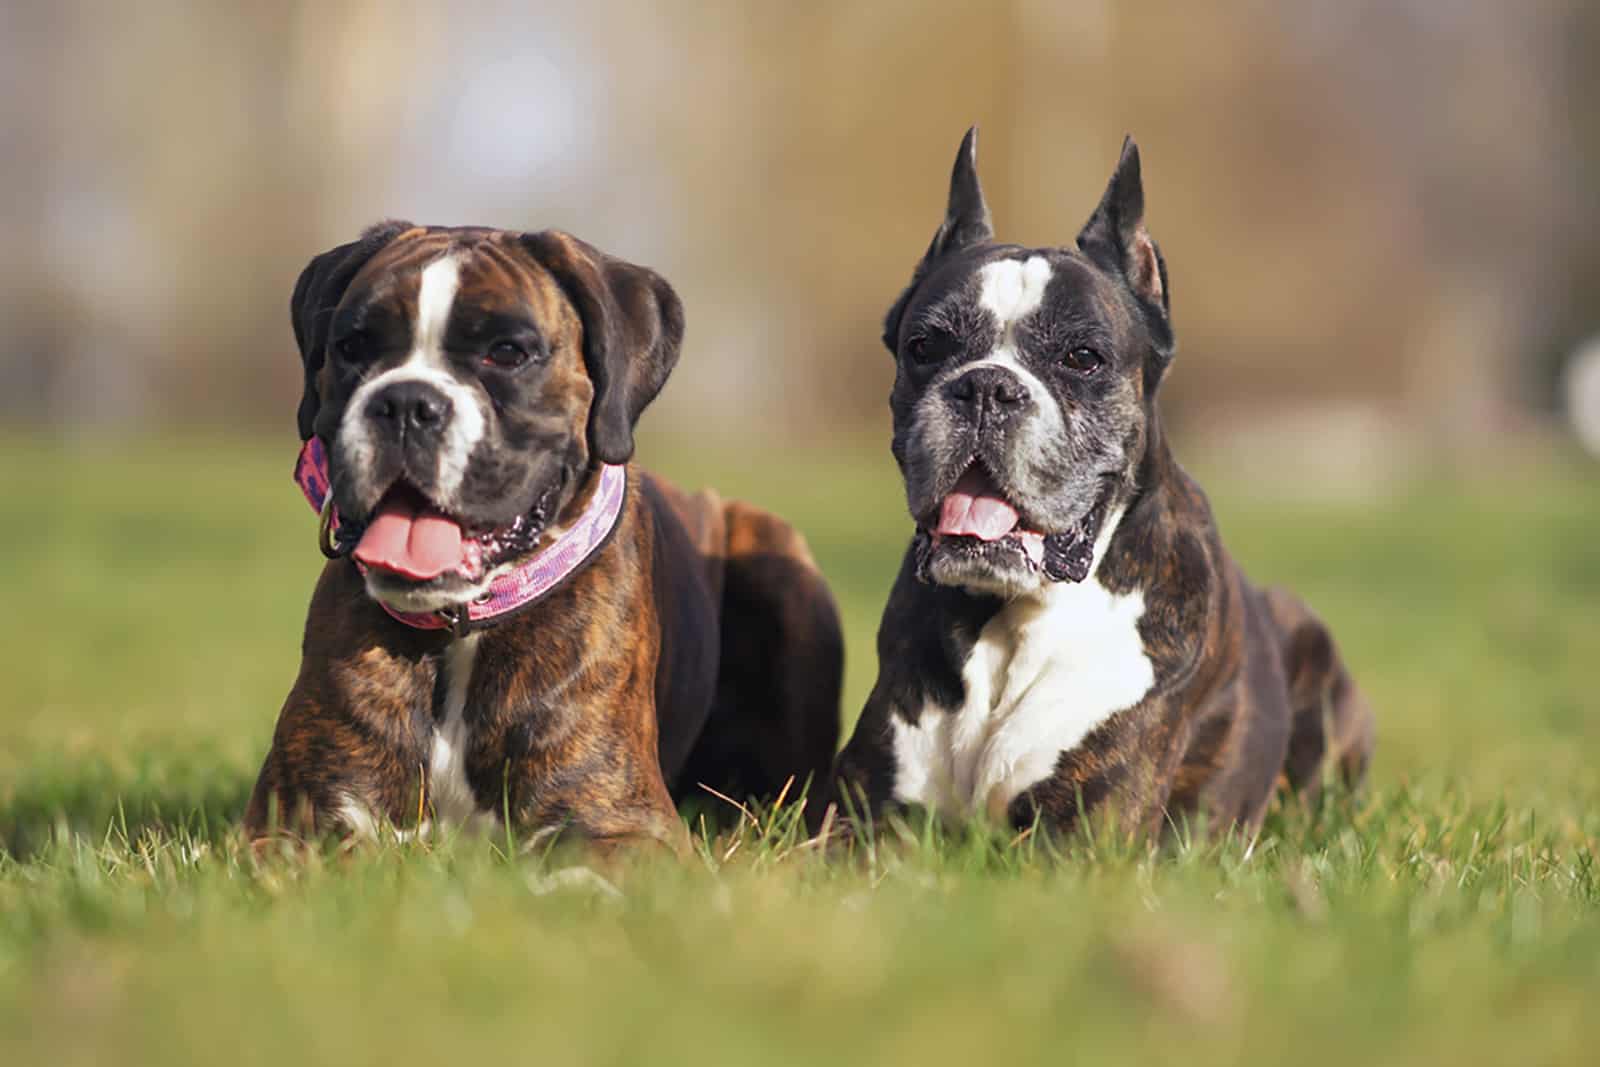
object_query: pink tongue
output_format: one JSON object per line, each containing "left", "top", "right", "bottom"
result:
{"left": 353, "top": 499, "right": 466, "bottom": 581}
{"left": 936, "top": 469, "right": 1020, "bottom": 542}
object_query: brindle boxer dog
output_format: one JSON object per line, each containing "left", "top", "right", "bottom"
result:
{"left": 824, "top": 131, "right": 1374, "bottom": 836}
{"left": 246, "top": 224, "right": 842, "bottom": 853}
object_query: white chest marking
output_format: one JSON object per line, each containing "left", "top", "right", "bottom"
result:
{"left": 428, "top": 632, "right": 496, "bottom": 827}
{"left": 890, "top": 507, "right": 1154, "bottom": 819}
{"left": 336, "top": 632, "right": 497, "bottom": 839}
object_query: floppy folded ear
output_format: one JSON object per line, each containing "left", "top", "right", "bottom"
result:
{"left": 521, "top": 230, "right": 684, "bottom": 466}
{"left": 290, "top": 220, "right": 413, "bottom": 440}
{"left": 1076, "top": 137, "right": 1173, "bottom": 356}
{"left": 883, "top": 126, "right": 994, "bottom": 352}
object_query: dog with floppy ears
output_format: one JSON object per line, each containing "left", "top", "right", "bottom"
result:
{"left": 246, "top": 223, "right": 843, "bottom": 853}
{"left": 823, "top": 131, "right": 1374, "bottom": 836}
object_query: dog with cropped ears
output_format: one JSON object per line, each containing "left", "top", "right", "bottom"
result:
{"left": 824, "top": 131, "right": 1374, "bottom": 836}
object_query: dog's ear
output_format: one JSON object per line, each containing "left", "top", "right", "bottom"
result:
{"left": 290, "top": 220, "right": 413, "bottom": 440}
{"left": 883, "top": 126, "right": 994, "bottom": 352}
{"left": 926, "top": 126, "right": 995, "bottom": 264}
{"left": 1076, "top": 137, "right": 1173, "bottom": 356}
{"left": 521, "top": 230, "right": 684, "bottom": 465}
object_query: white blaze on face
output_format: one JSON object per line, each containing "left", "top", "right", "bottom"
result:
{"left": 977, "top": 255, "right": 1053, "bottom": 326}
{"left": 411, "top": 254, "right": 461, "bottom": 364}
{"left": 337, "top": 253, "right": 488, "bottom": 507}
{"left": 955, "top": 255, "right": 1066, "bottom": 449}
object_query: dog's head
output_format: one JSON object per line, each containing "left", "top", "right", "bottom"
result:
{"left": 882, "top": 129, "right": 1174, "bottom": 598}
{"left": 291, "top": 224, "right": 682, "bottom": 612}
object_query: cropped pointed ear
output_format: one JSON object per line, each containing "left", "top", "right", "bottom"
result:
{"left": 1076, "top": 137, "right": 1173, "bottom": 356}
{"left": 521, "top": 230, "right": 684, "bottom": 465}
{"left": 290, "top": 220, "right": 413, "bottom": 440}
{"left": 928, "top": 126, "right": 994, "bottom": 264}
{"left": 883, "top": 126, "right": 995, "bottom": 351}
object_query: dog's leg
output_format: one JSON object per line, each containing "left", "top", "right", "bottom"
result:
{"left": 1266, "top": 587, "right": 1375, "bottom": 801}
{"left": 504, "top": 742, "right": 693, "bottom": 858}
{"left": 1000, "top": 697, "right": 1194, "bottom": 839}
{"left": 245, "top": 563, "right": 438, "bottom": 845}
{"left": 245, "top": 690, "right": 431, "bottom": 844}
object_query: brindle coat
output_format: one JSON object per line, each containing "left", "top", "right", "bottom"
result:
{"left": 823, "top": 132, "right": 1373, "bottom": 836}
{"left": 246, "top": 226, "right": 842, "bottom": 851}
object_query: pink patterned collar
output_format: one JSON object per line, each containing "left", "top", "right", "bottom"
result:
{"left": 293, "top": 437, "right": 627, "bottom": 635}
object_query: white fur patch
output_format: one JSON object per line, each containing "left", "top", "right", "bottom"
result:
{"left": 889, "top": 703, "right": 954, "bottom": 810}
{"left": 977, "top": 255, "right": 1053, "bottom": 328}
{"left": 412, "top": 255, "right": 461, "bottom": 362}
{"left": 336, "top": 793, "right": 381, "bottom": 839}
{"left": 428, "top": 632, "right": 497, "bottom": 827}
{"left": 890, "top": 506, "right": 1153, "bottom": 819}
{"left": 337, "top": 794, "right": 434, "bottom": 842}
{"left": 336, "top": 253, "right": 487, "bottom": 507}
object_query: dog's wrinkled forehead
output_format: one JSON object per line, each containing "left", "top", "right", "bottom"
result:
{"left": 900, "top": 245, "right": 1135, "bottom": 353}
{"left": 335, "top": 227, "right": 578, "bottom": 350}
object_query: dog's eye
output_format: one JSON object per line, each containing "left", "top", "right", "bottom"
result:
{"left": 907, "top": 336, "right": 946, "bottom": 367}
{"left": 334, "top": 333, "right": 370, "bottom": 363}
{"left": 1061, "top": 346, "right": 1104, "bottom": 375}
{"left": 485, "top": 340, "right": 530, "bottom": 369}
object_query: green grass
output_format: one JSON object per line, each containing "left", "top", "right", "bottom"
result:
{"left": 2, "top": 431, "right": 1598, "bottom": 1066}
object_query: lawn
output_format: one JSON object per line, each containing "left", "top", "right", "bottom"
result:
{"left": 1, "top": 431, "right": 1597, "bottom": 1066}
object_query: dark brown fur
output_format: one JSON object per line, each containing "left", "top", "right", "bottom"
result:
{"left": 247, "top": 467, "right": 844, "bottom": 852}
{"left": 249, "top": 225, "right": 842, "bottom": 851}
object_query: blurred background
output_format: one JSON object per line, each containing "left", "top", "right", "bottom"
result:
{"left": 3, "top": 0, "right": 1598, "bottom": 473}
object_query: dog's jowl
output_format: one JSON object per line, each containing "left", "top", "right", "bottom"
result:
{"left": 826, "top": 131, "right": 1374, "bottom": 834}
{"left": 247, "top": 225, "right": 842, "bottom": 852}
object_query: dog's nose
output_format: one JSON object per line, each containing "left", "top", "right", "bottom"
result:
{"left": 366, "top": 380, "right": 452, "bottom": 432}
{"left": 944, "top": 365, "right": 1030, "bottom": 424}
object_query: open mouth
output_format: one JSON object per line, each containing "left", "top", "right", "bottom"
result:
{"left": 351, "top": 482, "right": 482, "bottom": 582}
{"left": 350, "top": 480, "right": 555, "bottom": 585}
{"left": 929, "top": 465, "right": 1048, "bottom": 566}
{"left": 919, "top": 465, "right": 1115, "bottom": 585}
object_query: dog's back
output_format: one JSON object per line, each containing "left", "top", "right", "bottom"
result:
{"left": 645, "top": 473, "right": 844, "bottom": 807}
